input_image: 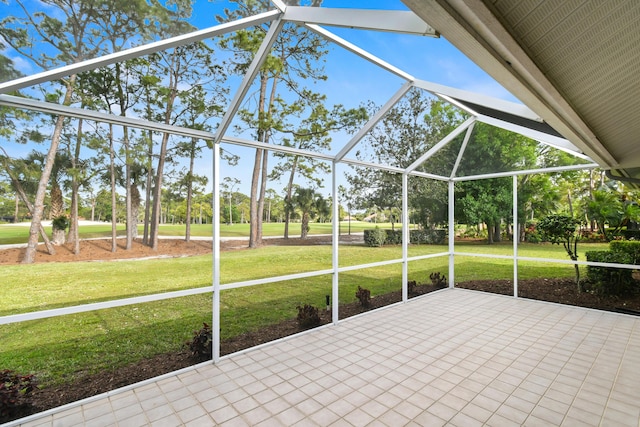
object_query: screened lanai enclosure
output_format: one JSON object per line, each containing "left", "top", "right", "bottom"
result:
{"left": 2, "top": 1, "right": 640, "bottom": 425}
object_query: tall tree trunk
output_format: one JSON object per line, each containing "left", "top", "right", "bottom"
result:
{"left": 143, "top": 131, "right": 153, "bottom": 245}
{"left": 258, "top": 143, "right": 268, "bottom": 241}
{"left": 301, "top": 212, "right": 309, "bottom": 239}
{"left": 109, "top": 123, "right": 117, "bottom": 253}
{"left": 68, "top": 117, "right": 83, "bottom": 255}
{"left": 249, "top": 148, "right": 262, "bottom": 248}
{"left": 131, "top": 185, "right": 140, "bottom": 239}
{"left": 14, "top": 193, "right": 19, "bottom": 223}
{"left": 123, "top": 126, "right": 133, "bottom": 250}
{"left": 185, "top": 139, "right": 196, "bottom": 243}
{"left": 150, "top": 130, "right": 171, "bottom": 250}
{"left": 23, "top": 75, "right": 76, "bottom": 263}
{"left": 494, "top": 222, "right": 501, "bottom": 243}
{"left": 283, "top": 156, "right": 299, "bottom": 239}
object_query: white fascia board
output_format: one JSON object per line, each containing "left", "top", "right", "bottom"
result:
{"left": 213, "top": 17, "right": 285, "bottom": 143}
{"left": 305, "top": 24, "right": 415, "bottom": 82}
{"left": 0, "top": 94, "right": 214, "bottom": 140}
{"left": 413, "top": 78, "right": 541, "bottom": 122}
{"left": 406, "top": 116, "right": 475, "bottom": 173}
{"left": 0, "top": 10, "right": 281, "bottom": 95}
{"left": 284, "top": 7, "right": 438, "bottom": 36}
{"left": 334, "top": 81, "right": 413, "bottom": 161}
{"left": 477, "top": 115, "right": 593, "bottom": 161}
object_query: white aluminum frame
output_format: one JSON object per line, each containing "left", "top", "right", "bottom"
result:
{"left": 0, "top": 2, "right": 623, "bottom": 371}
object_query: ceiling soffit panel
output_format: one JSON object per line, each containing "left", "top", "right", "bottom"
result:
{"left": 400, "top": 0, "right": 620, "bottom": 169}
{"left": 487, "top": 0, "right": 640, "bottom": 169}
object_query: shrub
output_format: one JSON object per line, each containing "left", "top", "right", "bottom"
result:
{"left": 355, "top": 286, "right": 371, "bottom": 308}
{"left": 429, "top": 272, "right": 447, "bottom": 287}
{"left": 384, "top": 229, "right": 402, "bottom": 245}
{"left": 409, "top": 229, "right": 446, "bottom": 244}
{"left": 296, "top": 304, "right": 320, "bottom": 329}
{"left": 610, "top": 240, "right": 640, "bottom": 264}
{"left": 0, "top": 370, "right": 37, "bottom": 420}
{"left": 585, "top": 251, "right": 636, "bottom": 296}
{"left": 364, "top": 227, "right": 386, "bottom": 247}
{"left": 186, "top": 323, "right": 212, "bottom": 360}
{"left": 407, "top": 280, "right": 417, "bottom": 295}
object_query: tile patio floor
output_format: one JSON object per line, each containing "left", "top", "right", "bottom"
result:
{"left": 10, "top": 288, "right": 640, "bottom": 427}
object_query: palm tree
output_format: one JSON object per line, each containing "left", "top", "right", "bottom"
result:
{"left": 292, "top": 188, "right": 328, "bottom": 239}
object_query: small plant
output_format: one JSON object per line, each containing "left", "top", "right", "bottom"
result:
{"left": 355, "top": 286, "right": 371, "bottom": 308}
{"left": 186, "top": 323, "right": 212, "bottom": 360}
{"left": 296, "top": 304, "right": 321, "bottom": 329}
{"left": 407, "top": 280, "right": 417, "bottom": 295}
{"left": 429, "top": 272, "right": 447, "bottom": 287}
{"left": 0, "top": 370, "right": 37, "bottom": 420}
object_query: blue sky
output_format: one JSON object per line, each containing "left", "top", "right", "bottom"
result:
{"left": 0, "top": 0, "right": 516, "bottom": 199}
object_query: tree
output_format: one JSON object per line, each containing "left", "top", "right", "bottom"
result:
{"left": 221, "top": 177, "right": 241, "bottom": 226}
{"left": 217, "top": 0, "right": 327, "bottom": 248}
{"left": 457, "top": 123, "right": 538, "bottom": 243}
{"left": 269, "top": 92, "right": 366, "bottom": 238}
{"left": 291, "top": 187, "right": 327, "bottom": 239}
{"left": 348, "top": 90, "right": 464, "bottom": 230}
{"left": 0, "top": 0, "right": 179, "bottom": 262}
{"left": 538, "top": 214, "right": 583, "bottom": 291}
{"left": 586, "top": 189, "right": 640, "bottom": 241}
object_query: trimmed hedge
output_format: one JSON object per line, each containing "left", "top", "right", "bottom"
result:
{"left": 609, "top": 240, "right": 640, "bottom": 264}
{"left": 364, "top": 228, "right": 386, "bottom": 247}
{"left": 585, "top": 250, "right": 636, "bottom": 296}
{"left": 364, "top": 228, "right": 446, "bottom": 247}
{"left": 410, "top": 229, "right": 446, "bottom": 244}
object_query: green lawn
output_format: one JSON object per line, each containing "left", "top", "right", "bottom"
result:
{"left": 0, "top": 221, "right": 392, "bottom": 245}
{"left": 0, "top": 240, "right": 606, "bottom": 386}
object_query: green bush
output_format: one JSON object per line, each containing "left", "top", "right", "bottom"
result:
{"left": 410, "top": 229, "right": 446, "bottom": 244}
{"left": 296, "top": 304, "right": 320, "bottom": 329}
{"left": 609, "top": 240, "right": 640, "bottom": 264}
{"left": 384, "top": 229, "right": 402, "bottom": 245}
{"left": 186, "top": 323, "right": 212, "bottom": 361}
{"left": 0, "top": 370, "right": 37, "bottom": 420}
{"left": 585, "top": 250, "right": 636, "bottom": 296}
{"left": 364, "top": 227, "right": 386, "bottom": 247}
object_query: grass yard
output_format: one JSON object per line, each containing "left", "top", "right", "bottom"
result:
{"left": 0, "top": 241, "right": 606, "bottom": 386}
{"left": 0, "top": 221, "right": 394, "bottom": 245}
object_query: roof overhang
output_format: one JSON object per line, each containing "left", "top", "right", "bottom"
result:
{"left": 401, "top": 0, "right": 640, "bottom": 180}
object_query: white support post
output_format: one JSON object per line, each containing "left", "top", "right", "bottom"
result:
{"left": 212, "top": 143, "right": 221, "bottom": 363}
{"left": 513, "top": 175, "right": 518, "bottom": 298}
{"left": 448, "top": 180, "right": 455, "bottom": 287}
{"left": 402, "top": 173, "right": 409, "bottom": 302}
{"left": 331, "top": 162, "right": 339, "bottom": 324}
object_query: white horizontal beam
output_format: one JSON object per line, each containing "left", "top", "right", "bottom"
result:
{"left": 453, "top": 162, "right": 598, "bottom": 182}
{"left": 0, "top": 287, "right": 212, "bottom": 325}
{"left": 285, "top": 7, "right": 438, "bottom": 36}
{"left": 0, "top": 10, "right": 281, "bottom": 95}
{"left": 0, "top": 94, "right": 214, "bottom": 140}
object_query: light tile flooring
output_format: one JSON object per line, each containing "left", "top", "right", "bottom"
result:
{"left": 11, "top": 288, "right": 640, "bottom": 426}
